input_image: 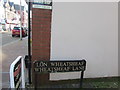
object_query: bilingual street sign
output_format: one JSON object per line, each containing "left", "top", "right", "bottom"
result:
{"left": 34, "top": 60, "right": 86, "bottom": 73}
{"left": 34, "top": 60, "right": 86, "bottom": 88}
{"left": 32, "top": 0, "right": 52, "bottom": 9}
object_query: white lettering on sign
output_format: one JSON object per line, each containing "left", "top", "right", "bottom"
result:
{"left": 34, "top": 60, "right": 86, "bottom": 73}
{"left": 36, "top": 61, "right": 48, "bottom": 67}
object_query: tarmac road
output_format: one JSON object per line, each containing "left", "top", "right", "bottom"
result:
{"left": 0, "top": 31, "right": 21, "bottom": 46}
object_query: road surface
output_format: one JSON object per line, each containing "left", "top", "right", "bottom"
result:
{"left": 0, "top": 32, "right": 20, "bottom": 46}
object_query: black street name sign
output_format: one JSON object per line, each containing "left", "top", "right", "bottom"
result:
{"left": 33, "top": 0, "right": 52, "bottom": 6}
{"left": 34, "top": 60, "right": 86, "bottom": 73}
{"left": 32, "top": 0, "right": 52, "bottom": 9}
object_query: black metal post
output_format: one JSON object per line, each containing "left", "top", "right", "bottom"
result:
{"left": 28, "top": 1, "right": 32, "bottom": 84}
{"left": 35, "top": 73, "right": 37, "bottom": 90}
{"left": 80, "top": 71, "right": 84, "bottom": 88}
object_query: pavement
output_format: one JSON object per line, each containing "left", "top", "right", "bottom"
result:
{"left": 0, "top": 33, "right": 28, "bottom": 89}
{"left": 0, "top": 30, "right": 10, "bottom": 33}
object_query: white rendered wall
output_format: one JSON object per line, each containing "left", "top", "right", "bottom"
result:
{"left": 50, "top": 2, "right": 118, "bottom": 80}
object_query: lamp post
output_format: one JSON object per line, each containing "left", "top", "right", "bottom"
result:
{"left": 20, "top": 0, "right": 22, "bottom": 40}
{"left": 24, "top": 0, "right": 32, "bottom": 85}
{"left": 28, "top": 1, "right": 32, "bottom": 84}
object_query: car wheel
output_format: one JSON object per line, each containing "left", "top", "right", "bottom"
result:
{"left": 12, "top": 35, "right": 15, "bottom": 37}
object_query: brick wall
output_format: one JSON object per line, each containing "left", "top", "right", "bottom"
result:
{"left": 32, "top": 8, "right": 52, "bottom": 85}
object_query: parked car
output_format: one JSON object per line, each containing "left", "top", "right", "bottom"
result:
{"left": 12, "top": 27, "right": 27, "bottom": 37}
